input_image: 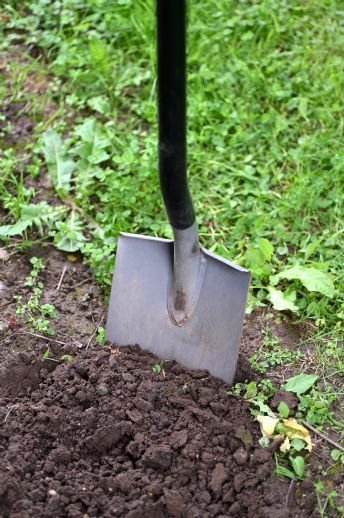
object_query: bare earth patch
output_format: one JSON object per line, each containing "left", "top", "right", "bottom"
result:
{"left": 0, "top": 249, "right": 328, "bottom": 517}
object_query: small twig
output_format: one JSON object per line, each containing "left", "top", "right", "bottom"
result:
{"left": 16, "top": 330, "right": 67, "bottom": 346}
{"left": 86, "top": 315, "right": 105, "bottom": 349}
{"left": 0, "top": 301, "right": 12, "bottom": 310}
{"left": 58, "top": 332, "right": 84, "bottom": 349}
{"left": 285, "top": 479, "right": 294, "bottom": 507}
{"left": 42, "top": 356, "right": 61, "bottom": 363}
{"left": 1, "top": 249, "right": 19, "bottom": 260}
{"left": 4, "top": 405, "right": 18, "bottom": 423}
{"left": 301, "top": 420, "right": 344, "bottom": 452}
{"left": 69, "top": 277, "right": 93, "bottom": 290}
{"left": 56, "top": 264, "right": 67, "bottom": 291}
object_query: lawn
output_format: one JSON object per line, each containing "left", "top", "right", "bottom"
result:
{"left": 0, "top": 0, "right": 343, "bottom": 516}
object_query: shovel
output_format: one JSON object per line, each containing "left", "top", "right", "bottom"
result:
{"left": 106, "top": 0, "right": 250, "bottom": 383}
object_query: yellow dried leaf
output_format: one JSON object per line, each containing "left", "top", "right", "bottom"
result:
{"left": 282, "top": 418, "right": 308, "bottom": 435}
{"left": 67, "top": 255, "right": 78, "bottom": 262}
{"left": 257, "top": 416, "right": 279, "bottom": 437}
{"left": 280, "top": 437, "right": 290, "bottom": 453}
{"left": 282, "top": 418, "right": 312, "bottom": 452}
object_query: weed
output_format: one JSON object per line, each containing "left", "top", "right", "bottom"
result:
{"left": 152, "top": 360, "right": 164, "bottom": 374}
{"left": 15, "top": 257, "right": 56, "bottom": 335}
{"left": 42, "top": 348, "right": 51, "bottom": 360}
{"left": 331, "top": 448, "right": 344, "bottom": 465}
{"left": 231, "top": 375, "right": 341, "bottom": 480}
{"left": 23, "top": 257, "right": 44, "bottom": 286}
{"left": 315, "top": 480, "right": 343, "bottom": 518}
{"left": 236, "top": 372, "right": 339, "bottom": 431}
{"left": 60, "top": 354, "right": 74, "bottom": 362}
{"left": 1, "top": 0, "right": 343, "bottom": 330}
{"left": 0, "top": 149, "right": 34, "bottom": 221}
{"left": 258, "top": 400, "right": 313, "bottom": 479}
{"left": 250, "top": 327, "right": 301, "bottom": 373}
{"left": 296, "top": 388, "right": 337, "bottom": 428}
{"left": 43, "top": 349, "right": 74, "bottom": 362}
{"left": 96, "top": 326, "right": 106, "bottom": 345}
{"left": 275, "top": 455, "right": 305, "bottom": 481}
{"left": 241, "top": 384, "right": 312, "bottom": 478}
{"left": 229, "top": 379, "right": 276, "bottom": 417}
{"left": 313, "top": 336, "right": 344, "bottom": 379}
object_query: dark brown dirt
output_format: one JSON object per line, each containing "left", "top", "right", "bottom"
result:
{"left": 0, "top": 249, "right": 326, "bottom": 517}
{"left": 0, "top": 101, "right": 34, "bottom": 145}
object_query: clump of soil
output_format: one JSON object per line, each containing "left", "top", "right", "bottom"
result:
{"left": 0, "top": 249, "right": 320, "bottom": 517}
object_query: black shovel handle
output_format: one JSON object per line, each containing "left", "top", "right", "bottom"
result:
{"left": 157, "top": 0, "right": 195, "bottom": 230}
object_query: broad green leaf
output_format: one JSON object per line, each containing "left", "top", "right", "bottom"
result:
{"left": 152, "top": 363, "right": 161, "bottom": 373}
{"left": 276, "top": 465, "right": 295, "bottom": 479}
{"left": 0, "top": 219, "right": 31, "bottom": 237}
{"left": 276, "top": 244, "right": 288, "bottom": 256}
{"left": 89, "top": 39, "right": 107, "bottom": 64}
{"left": 75, "top": 119, "right": 111, "bottom": 166}
{"left": 87, "top": 96, "right": 110, "bottom": 115}
{"left": 291, "top": 438, "right": 307, "bottom": 452}
{"left": 331, "top": 449, "right": 343, "bottom": 462}
{"left": 278, "top": 401, "right": 290, "bottom": 419}
{"left": 282, "top": 373, "right": 318, "bottom": 395}
{"left": 75, "top": 118, "right": 96, "bottom": 143}
{"left": 253, "top": 400, "right": 277, "bottom": 418}
{"left": 245, "top": 381, "right": 257, "bottom": 398}
{"left": 54, "top": 213, "right": 86, "bottom": 252}
{"left": 245, "top": 244, "right": 265, "bottom": 270}
{"left": 88, "top": 148, "right": 110, "bottom": 165}
{"left": 291, "top": 456, "right": 305, "bottom": 478}
{"left": 0, "top": 203, "right": 66, "bottom": 238}
{"left": 275, "top": 422, "right": 287, "bottom": 435}
{"left": 21, "top": 203, "right": 66, "bottom": 235}
{"left": 267, "top": 287, "right": 298, "bottom": 312}
{"left": 42, "top": 129, "right": 75, "bottom": 192}
{"left": 54, "top": 233, "right": 85, "bottom": 252}
{"left": 272, "top": 266, "right": 334, "bottom": 298}
{"left": 258, "top": 238, "right": 274, "bottom": 261}
{"left": 303, "top": 239, "right": 321, "bottom": 260}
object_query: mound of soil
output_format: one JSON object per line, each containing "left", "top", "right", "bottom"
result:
{"left": 0, "top": 345, "right": 316, "bottom": 518}
{"left": 0, "top": 250, "right": 318, "bottom": 517}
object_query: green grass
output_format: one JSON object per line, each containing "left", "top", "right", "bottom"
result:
{"left": 249, "top": 326, "right": 302, "bottom": 373}
{"left": 1, "top": 0, "right": 343, "bottom": 327}
{"left": 0, "top": 0, "right": 343, "bottom": 467}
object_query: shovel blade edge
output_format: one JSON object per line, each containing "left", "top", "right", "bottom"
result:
{"left": 106, "top": 233, "right": 250, "bottom": 384}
